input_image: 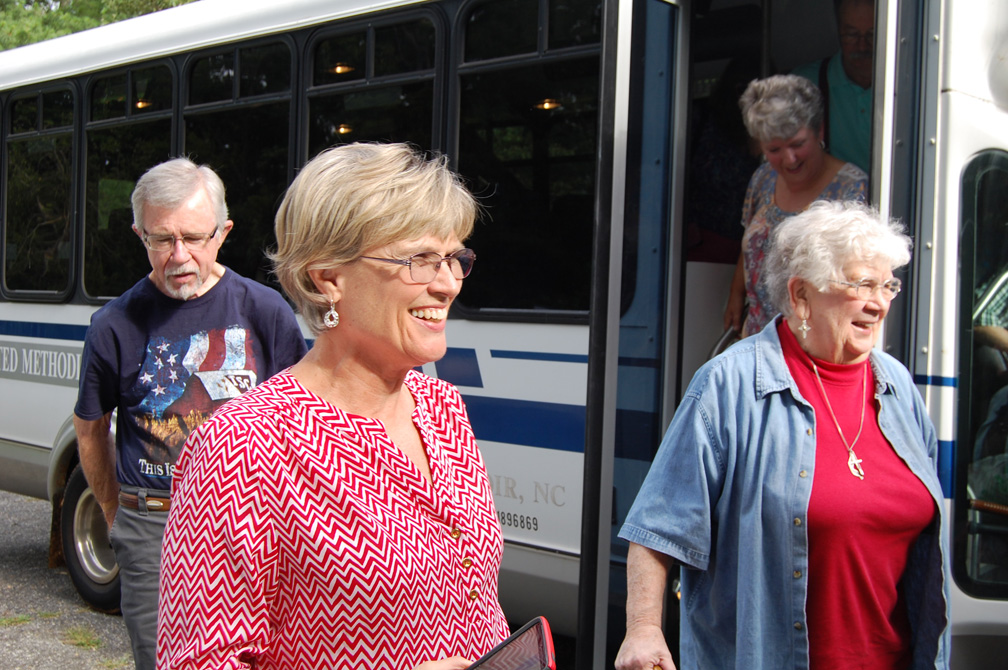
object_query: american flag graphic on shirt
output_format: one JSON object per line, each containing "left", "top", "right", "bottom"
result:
{"left": 134, "top": 326, "right": 257, "bottom": 465}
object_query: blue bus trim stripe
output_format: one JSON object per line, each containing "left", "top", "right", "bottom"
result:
{"left": 490, "top": 350, "right": 589, "bottom": 364}
{"left": 913, "top": 374, "right": 956, "bottom": 388}
{"left": 0, "top": 320, "right": 88, "bottom": 341}
{"left": 463, "top": 394, "right": 586, "bottom": 453}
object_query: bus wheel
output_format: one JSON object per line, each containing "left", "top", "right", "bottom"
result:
{"left": 60, "top": 464, "right": 121, "bottom": 612}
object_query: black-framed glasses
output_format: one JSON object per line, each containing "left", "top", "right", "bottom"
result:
{"left": 142, "top": 228, "right": 220, "bottom": 252}
{"left": 360, "top": 248, "right": 476, "bottom": 283}
{"left": 833, "top": 277, "right": 902, "bottom": 300}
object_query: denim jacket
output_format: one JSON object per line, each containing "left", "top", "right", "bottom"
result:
{"left": 619, "top": 320, "right": 950, "bottom": 670}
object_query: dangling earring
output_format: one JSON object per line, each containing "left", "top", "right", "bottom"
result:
{"left": 819, "top": 139, "right": 826, "bottom": 150}
{"left": 323, "top": 302, "right": 339, "bottom": 329}
{"left": 798, "top": 317, "right": 811, "bottom": 339}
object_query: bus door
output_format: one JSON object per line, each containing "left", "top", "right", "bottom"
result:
{"left": 578, "top": 0, "right": 685, "bottom": 666}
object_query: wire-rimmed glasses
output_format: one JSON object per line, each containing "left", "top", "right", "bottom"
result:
{"left": 142, "top": 229, "right": 220, "bottom": 252}
{"left": 360, "top": 248, "right": 476, "bottom": 283}
{"left": 832, "top": 277, "right": 902, "bottom": 300}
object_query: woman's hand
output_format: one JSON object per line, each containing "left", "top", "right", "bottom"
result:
{"left": 412, "top": 655, "right": 472, "bottom": 670}
{"left": 614, "top": 622, "right": 677, "bottom": 670}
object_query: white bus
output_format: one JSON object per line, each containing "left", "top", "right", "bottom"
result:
{"left": 0, "top": 0, "right": 1005, "bottom": 666}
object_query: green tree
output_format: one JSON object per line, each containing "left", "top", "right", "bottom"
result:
{"left": 0, "top": 0, "right": 197, "bottom": 51}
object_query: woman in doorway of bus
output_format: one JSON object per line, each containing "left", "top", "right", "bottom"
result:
{"left": 723, "top": 74, "right": 868, "bottom": 338}
{"left": 156, "top": 143, "right": 509, "bottom": 670}
{"left": 617, "top": 200, "right": 950, "bottom": 670}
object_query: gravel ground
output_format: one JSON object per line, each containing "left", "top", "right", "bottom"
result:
{"left": 0, "top": 490, "right": 132, "bottom": 669}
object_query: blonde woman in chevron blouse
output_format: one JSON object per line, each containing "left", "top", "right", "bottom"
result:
{"left": 156, "top": 143, "right": 509, "bottom": 670}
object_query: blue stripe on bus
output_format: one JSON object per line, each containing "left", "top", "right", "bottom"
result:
{"left": 463, "top": 394, "right": 586, "bottom": 453}
{"left": 913, "top": 374, "right": 956, "bottom": 387}
{"left": 938, "top": 439, "right": 953, "bottom": 497}
{"left": 490, "top": 349, "right": 590, "bottom": 364}
{"left": 0, "top": 320, "right": 88, "bottom": 341}
{"left": 436, "top": 348, "right": 484, "bottom": 387}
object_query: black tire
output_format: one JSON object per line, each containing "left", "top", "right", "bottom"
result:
{"left": 60, "top": 464, "right": 121, "bottom": 612}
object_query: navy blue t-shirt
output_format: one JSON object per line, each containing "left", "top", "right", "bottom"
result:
{"left": 75, "top": 269, "right": 308, "bottom": 490}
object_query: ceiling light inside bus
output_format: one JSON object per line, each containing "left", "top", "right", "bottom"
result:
{"left": 534, "top": 98, "right": 563, "bottom": 111}
{"left": 329, "top": 63, "right": 354, "bottom": 75}
{"left": 135, "top": 99, "right": 152, "bottom": 109}
{"left": 336, "top": 124, "right": 353, "bottom": 135}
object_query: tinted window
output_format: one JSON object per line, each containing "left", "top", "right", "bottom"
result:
{"left": 42, "top": 89, "right": 74, "bottom": 129}
{"left": 185, "top": 101, "right": 290, "bottom": 284}
{"left": 464, "top": 0, "right": 538, "bottom": 61}
{"left": 457, "top": 57, "right": 599, "bottom": 311}
{"left": 957, "top": 150, "right": 1008, "bottom": 598}
{"left": 374, "top": 19, "right": 436, "bottom": 76}
{"left": 91, "top": 74, "right": 128, "bottom": 121}
{"left": 549, "top": 0, "right": 602, "bottom": 49}
{"left": 313, "top": 32, "right": 367, "bottom": 86}
{"left": 308, "top": 82, "right": 434, "bottom": 155}
{"left": 133, "top": 65, "right": 173, "bottom": 114}
{"left": 239, "top": 43, "right": 291, "bottom": 97}
{"left": 5, "top": 135, "right": 74, "bottom": 293}
{"left": 308, "top": 17, "right": 438, "bottom": 156}
{"left": 84, "top": 120, "right": 172, "bottom": 298}
{"left": 190, "top": 52, "right": 234, "bottom": 105}
{"left": 10, "top": 96, "right": 38, "bottom": 134}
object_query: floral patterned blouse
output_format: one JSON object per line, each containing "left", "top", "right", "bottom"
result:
{"left": 740, "top": 161, "right": 868, "bottom": 336}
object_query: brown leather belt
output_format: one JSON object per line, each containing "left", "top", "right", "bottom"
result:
{"left": 118, "top": 490, "right": 171, "bottom": 512}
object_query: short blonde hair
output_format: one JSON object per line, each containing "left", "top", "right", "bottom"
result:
{"left": 271, "top": 142, "right": 477, "bottom": 334}
{"left": 739, "top": 74, "right": 824, "bottom": 144}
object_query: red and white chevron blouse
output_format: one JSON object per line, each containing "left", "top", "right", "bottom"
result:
{"left": 156, "top": 369, "right": 509, "bottom": 669}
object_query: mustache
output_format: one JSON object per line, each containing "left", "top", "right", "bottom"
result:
{"left": 166, "top": 264, "right": 198, "bottom": 278}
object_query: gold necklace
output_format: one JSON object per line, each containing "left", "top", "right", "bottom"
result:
{"left": 811, "top": 360, "right": 866, "bottom": 480}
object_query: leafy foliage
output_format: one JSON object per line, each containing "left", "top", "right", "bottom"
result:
{"left": 0, "top": 0, "right": 197, "bottom": 51}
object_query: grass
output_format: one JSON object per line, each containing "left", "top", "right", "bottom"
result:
{"left": 98, "top": 655, "right": 133, "bottom": 670}
{"left": 62, "top": 625, "right": 102, "bottom": 649}
{"left": 0, "top": 614, "right": 32, "bottom": 627}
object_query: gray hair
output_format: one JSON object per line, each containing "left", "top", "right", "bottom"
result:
{"left": 764, "top": 200, "right": 912, "bottom": 317}
{"left": 271, "top": 142, "right": 477, "bottom": 335}
{"left": 131, "top": 157, "right": 229, "bottom": 232}
{"left": 739, "top": 74, "right": 824, "bottom": 143}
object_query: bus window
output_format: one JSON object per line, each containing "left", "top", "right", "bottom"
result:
{"left": 958, "top": 149, "right": 1008, "bottom": 596}
{"left": 307, "top": 17, "right": 438, "bottom": 155}
{"left": 312, "top": 30, "right": 366, "bottom": 86}
{"left": 464, "top": 0, "right": 538, "bottom": 61}
{"left": 133, "top": 65, "right": 173, "bottom": 114}
{"left": 239, "top": 43, "right": 291, "bottom": 97}
{"left": 3, "top": 90, "right": 74, "bottom": 297}
{"left": 185, "top": 43, "right": 292, "bottom": 284}
{"left": 374, "top": 20, "right": 436, "bottom": 76}
{"left": 190, "top": 51, "right": 235, "bottom": 106}
{"left": 457, "top": 0, "right": 601, "bottom": 314}
{"left": 84, "top": 66, "right": 174, "bottom": 299}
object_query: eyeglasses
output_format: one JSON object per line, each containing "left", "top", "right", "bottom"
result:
{"left": 833, "top": 277, "right": 902, "bottom": 300}
{"left": 839, "top": 30, "right": 874, "bottom": 46}
{"left": 360, "top": 248, "right": 476, "bottom": 283}
{"left": 142, "top": 229, "right": 220, "bottom": 252}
